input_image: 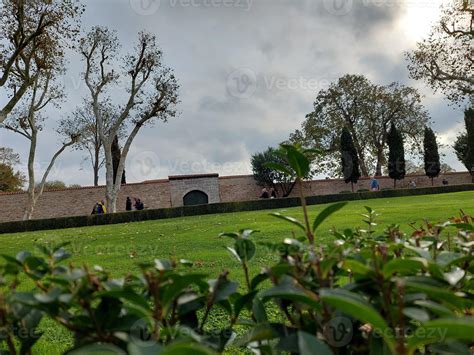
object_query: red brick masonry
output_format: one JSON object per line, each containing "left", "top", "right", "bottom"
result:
{"left": 0, "top": 172, "right": 471, "bottom": 222}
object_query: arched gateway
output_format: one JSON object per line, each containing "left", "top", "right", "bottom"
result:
{"left": 183, "top": 190, "right": 209, "bottom": 206}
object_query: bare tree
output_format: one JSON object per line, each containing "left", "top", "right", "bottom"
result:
{"left": 2, "top": 69, "right": 79, "bottom": 220}
{"left": 58, "top": 101, "right": 123, "bottom": 186}
{"left": 79, "top": 27, "right": 179, "bottom": 212}
{"left": 0, "top": 0, "right": 83, "bottom": 123}
{"left": 406, "top": 0, "right": 473, "bottom": 103}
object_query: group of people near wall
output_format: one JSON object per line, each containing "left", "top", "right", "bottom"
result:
{"left": 91, "top": 197, "right": 145, "bottom": 215}
{"left": 259, "top": 187, "right": 278, "bottom": 199}
{"left": 126, "top": 197, "right": 144, "bottom": 211}
{"left": 370, "top": 176, "right": 449, "bottom": 191}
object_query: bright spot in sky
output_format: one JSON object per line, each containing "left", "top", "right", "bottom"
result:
{"left": 398, "top": 0, "right": 446, "bottom": 41}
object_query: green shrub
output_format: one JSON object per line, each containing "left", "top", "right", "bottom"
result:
{"left": 0, "top": 205, "right": 472, "bottom": 354}
{"left": 0, "top": 145, "right": 472, "bottom": 354}
{"left": 357, "top": 188, "right": 370, "bottom": 192}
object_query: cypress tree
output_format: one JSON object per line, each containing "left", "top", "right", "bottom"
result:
{"left": 423, "top": 127, "right": 441, "bottom": 186}
{"left": 112, "top": 135, "right": 126, "bottom": 185}
{"left": 387, "top": 123, "right": 406, "bottom": 188}
{"left": 465, "top": 108, "right": 474, "bottom": 182}
{"left": 340, "top": 127, "right": 361, "bottom": 192}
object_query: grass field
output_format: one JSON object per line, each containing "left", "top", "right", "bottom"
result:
{"left": 1, "top": 191, "right": 474, "bottom": 354}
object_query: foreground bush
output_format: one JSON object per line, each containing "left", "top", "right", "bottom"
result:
{"left": 0, "top": 146, "right": 472, "bottom": 354}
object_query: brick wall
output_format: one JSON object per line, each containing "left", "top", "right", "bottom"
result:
{"left": 0, "top": 172, "right": 471, "bottom": 222}
{"left": 0, "top": 181, "right": 171, "bottom": 223}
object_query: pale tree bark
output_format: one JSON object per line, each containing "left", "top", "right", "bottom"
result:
{"left": 2, "top": 72, "right": 79, "bottom": 220}
{"left": 80, "top": 27, "right": 179, "bottom": 213}
{"left": 406, "top": 0, "right": 473, "bottom": 103}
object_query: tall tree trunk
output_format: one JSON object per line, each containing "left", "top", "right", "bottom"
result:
{"left": 103, "top": 141, "right": 117, "bottom": 213}
{"left": 93, "top": 146, "right": 100, "bottom": 187}
{"left": 346, "top": 123, "right": 369, "bottom": 176}
{"left": 23, "top": 130, "right": 37, "bottom": 221}
{"left": 375, "top": 147, "right": 384, "bottom": 176}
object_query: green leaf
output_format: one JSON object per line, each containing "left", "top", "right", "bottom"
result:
{"left": 16, "top": 251, "right": 32, "bottom": 263}
{"left": 235, "top": 323, "right": 281, "bottom": 346}
{"left": 128, "top": 342, "right": 164, "bottom": 355}
{"left": 320, "top": 288, "right": 395, "bottom": 351}
{"left": 403, "top": 278, "right": 466, "bottom": 309}
{"left": 286, "top": 147, "right": 310, "bottom": 177}
{"left": 403, "top": 307, "right": 430, "bottom": 322}
{"left": 234, "top": 291, "right": 258, "bottom": 319}
{"left": 98, "top": 289, "right": 151, "bottom": 311}
{"left": 225, "top": 247, "right": 241, "bottom": 262}
{"left": 407, "top": 317, "right": 474, "bottom": 351}
{"left": 155, "top": 259, "right": 173, "bottom": 271}
{"left": 342, "top": 259, "right": 374, "bottom": 277}
{"left": 413, "top": 300, "right": 454, "bottom": 317}
{"left": 161, "top": 342, "right": 216, "bottom": 354}
{"left": 209, "top": 279, "right": 238, "bottom": 303}
{"left": 235, "top": 239, "right": 256, "bottom": 262}
{"left": 68, "top": 343, "right": 126, "bottom": 354}
{"left": 219, "top": 232, "right": 239, "bottom": 240}
{"left": 250, "top": 273, "right": 268, "bottom": 290}
{"left": 298, "top": 331, "right": 332, "bottom": 355}
{"left": 252, "top": 298, "right": 268, "bottom": 323}
{"left": 405, "top": 245, "right": 432, "bottom": 260}
{"left": 313, "top": 202, "right": 347, "bottom": 233}
{"left": 443, "top": 268, "right": 465, "bottom": 286}
{"left": 271, "top": 213, "right": 305, "bottom": 231}
{"left": 1, "top": 254, "right": 22, "bottom": 266}
{"left": 264, "top": 162, "right": 293, "bottom": 177}
{"left": 383, "top": 258, "right": 424, "bottom": 278}
{"left": 259, "top": 277, "right": 321, "bottom": 311}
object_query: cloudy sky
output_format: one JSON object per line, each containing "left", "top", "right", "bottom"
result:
{"left": 0, "top": 0, "right": 467, "bottom": 186}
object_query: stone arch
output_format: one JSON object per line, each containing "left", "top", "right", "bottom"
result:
{"left": 183, "top": 190, "right": 209, "bottom": 206}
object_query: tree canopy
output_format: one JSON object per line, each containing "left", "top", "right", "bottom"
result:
{"left": 251, "top": 146, "right": 299, "bottom": 197}
{"left": 406, "top": 0, "right": 473, "bottom": 103}
{"left": 290, "top": 74, "right": 429, "bottom": 177}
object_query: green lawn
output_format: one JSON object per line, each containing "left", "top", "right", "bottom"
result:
{"left": 1, "top": 191, "right": 473, "bottom": 354}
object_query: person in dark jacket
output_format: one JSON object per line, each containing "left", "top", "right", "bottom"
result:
{"left": 134, "top": 198, "right": 144, "bottom": 210}
{"left": 260, "top": 188, "right": 269, "bottom": 199}
{"left": 126, "top": 197, "right": 132, "bottom": 211}
{"left": 269, "top": 187, "right": 277, "bottom": 199}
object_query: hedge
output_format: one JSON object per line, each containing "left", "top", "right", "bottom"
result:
{"left": 1, "top": 184, "right": 473, "bottom": 234}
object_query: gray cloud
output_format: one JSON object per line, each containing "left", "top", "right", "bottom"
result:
{"left": 0, "top": 0, "right": 466, "bottom": 187}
